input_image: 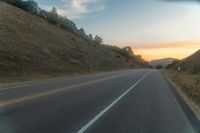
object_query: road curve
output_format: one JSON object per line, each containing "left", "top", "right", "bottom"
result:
{"left": 0, "top": 69, "right": 198, "bottom": 133}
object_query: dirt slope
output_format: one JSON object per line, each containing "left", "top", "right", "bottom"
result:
{"left": 172, "top": 50, "right": 200, "bottom": 74}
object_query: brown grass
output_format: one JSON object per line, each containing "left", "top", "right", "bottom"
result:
{"left": 172, "top": 50, "right": 200, "bottom": 74}
{"left": 165, "top": 70, "right": 200, "bottom": 107}
{"left": 0, "top": 1, "right": 148, "bottom": 83}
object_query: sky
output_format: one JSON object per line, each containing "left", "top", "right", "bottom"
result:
{"left": 35, "top": 0, "right": 200, "bottom": 61}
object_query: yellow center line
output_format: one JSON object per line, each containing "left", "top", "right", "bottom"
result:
{"left": 0, "top": 71, "right": 138, "bottom": 108}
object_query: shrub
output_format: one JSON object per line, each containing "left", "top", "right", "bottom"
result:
{"left": 156, "top": 65, "right": 163, "bottom": 69}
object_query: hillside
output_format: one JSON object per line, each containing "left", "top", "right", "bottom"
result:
{"left": 0, "top": 1, "right": 148, "bottom": 81}
{"left": 172, "top": 50, "right": 200, "bottom": 74}
{"left": 150, "top": 58, "right": 177, "bottom": 68}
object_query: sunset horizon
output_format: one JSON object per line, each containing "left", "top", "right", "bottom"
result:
{"left": 133, "top": 40, "right": 200, "bottom": 61}
{"left": 1, "top": 0, "right": 200, "bottom": 132}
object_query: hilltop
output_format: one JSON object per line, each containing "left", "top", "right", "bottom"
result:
{"left": 0, "top": 1, "right": 148, "bottom": 81}
{"left": 149, "top": 58, "right": 177, "bottom": 68}
{"left": 172, "top": 50, "right": 200, "bottom": 74}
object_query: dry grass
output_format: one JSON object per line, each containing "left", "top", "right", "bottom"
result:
{"left": 165, "top": 70, "right": 200, "bottom": 107}
{"left": 0, "top": 1, "right": 148, "bottom": 83}
{"left": 172, "top": 50, "right": 200, "bottom": 74}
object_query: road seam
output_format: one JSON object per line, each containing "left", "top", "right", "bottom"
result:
{"left": 76, "top": 72, "right": 151, "bottom": 133}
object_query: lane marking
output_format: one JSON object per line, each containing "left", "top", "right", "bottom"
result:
{"left": 0, "top": 80, "right": 58, "bottom": 91}
{"left": 76, "top": 72, "right": 151, "bottom": 133}
{"left": 0, "top": 71, "right": 139, "bottom": 108}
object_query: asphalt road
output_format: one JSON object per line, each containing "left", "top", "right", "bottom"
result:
{"left": 0, "top": 69, "right": 198, "bottom": 133}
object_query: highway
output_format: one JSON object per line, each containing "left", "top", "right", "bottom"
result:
{"left": 0, "top": 69, "right": 199, "bottom": 133}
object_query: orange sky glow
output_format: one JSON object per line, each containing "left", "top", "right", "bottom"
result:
{"left": 133, "top": 41, "right": 200, "bottom": 61}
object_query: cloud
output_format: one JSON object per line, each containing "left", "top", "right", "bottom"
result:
{"left": 58, "top": 0, "right": 105, "bottom": 19}
{"left": 72, "top": 0, "right": 98, "bottom": 13}
{"left": 160, "top": 0, "right": 200, "bottom": 3}
{"left": 38, "top": 0, "right": 105, "bottom": 19}
{"left": 134, "top": 41, "right": 200, "bottom": 49}
{"left": 133, "top": 41, "right": 200, "bottom": 61}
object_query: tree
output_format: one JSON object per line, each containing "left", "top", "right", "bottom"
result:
{"left": 3, "top": 0, "right": 100, "bottom": 44}
{"left": 59, "top": 16, "right": 79, "bottom": 34}
{"left": 22, "top": 0, "right": 38, "bottom": 14}
{"left": 2, "top": 0, "right": 22, "bottom": 6}
{"left": 78, "top": 28, "right": 87, "bottom": 39}
{"left": 3, "top": 0, "right": 38, "bottom": 14}
{"left": 94, "top": 35, "right": 103, "bottom": 45}
{"left": 2, "top": 0, "right": 28, "bottom": 10}
{"left": 123, "top": 46, "right": 134, "bottom": 57}
{"left": 47, "top": 7, "right": 60, "bottom": 25}
{"left": 51, "top": 7, "right": 57, "bottom": 14}
{"left": 38, "top": 8, "right": 49, "bottom": 19}
{"left": 88, "top": 34, "right": 93, "bottom": 41}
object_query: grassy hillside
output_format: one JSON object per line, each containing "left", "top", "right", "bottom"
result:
{"left": 0, "top": 1, "right": 148, "bottom": 81}
{"left": 172, "top": 50, "right": 200, "bottom": 74}
{"left": 165, "top": 50, "right": 200, "bottom": 113}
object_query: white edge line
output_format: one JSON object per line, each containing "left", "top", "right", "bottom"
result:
{"left": 76, "top": 71, "right": 151, "bottom": 133}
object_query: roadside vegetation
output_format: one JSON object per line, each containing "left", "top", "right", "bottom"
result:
{"left": 1, "top": 0, "right": 103, "bottom": 45}
{"left": 166, "top": 70, "right": 200, "bottom": 107}
{"left": 171, "top": 50, "right": 200, "bottom": 74}
{"left": 0, "top": 1, "right": 149, "bottom": 83}
{"left": 165, "top": 59, "right": 180, "bottom": 69}
{"left": 164, "top": 49, "right": 200, "bottom": 113}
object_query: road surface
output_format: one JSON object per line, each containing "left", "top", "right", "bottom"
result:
{"left": 0, "top": 69, "right": 199, "bottom": 133}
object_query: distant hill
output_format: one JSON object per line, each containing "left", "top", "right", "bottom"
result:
{"left": 150, "top": 58, "right": 177, "bottom": 68}
{"left": 0, "top": 1, "right": 148, "bottom": 79}
{"left": 172, "top": 50, "right": 200, "bottom": 74}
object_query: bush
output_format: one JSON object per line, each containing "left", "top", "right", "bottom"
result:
{"left": 94, "top": 35, "right": 103, "bottom": 45}
{"left": 166, "top": 59, "right": 180, "bottom": 69}
{"left": 47, "top": 7, "right": 60, "bottom": 25}
{"left": 1, "top": 0, "right": 103, "bottom": 45}
{"left": 156, "top": 65, "right": 163, "bottom": 69}
{"left": 2, "top": 0, "right": 38, "bottom": 14}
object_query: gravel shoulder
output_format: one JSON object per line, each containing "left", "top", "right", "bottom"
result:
{"left": 163, "top": 70, "right": 200, "bottom": 121}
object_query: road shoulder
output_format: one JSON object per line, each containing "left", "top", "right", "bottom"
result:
{"left": 162, "top": 70, "right": 200, "bottom": 132}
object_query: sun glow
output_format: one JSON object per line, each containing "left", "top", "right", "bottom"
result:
{"left": 133, "top": 41, "right": 200, "bottom": 61}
